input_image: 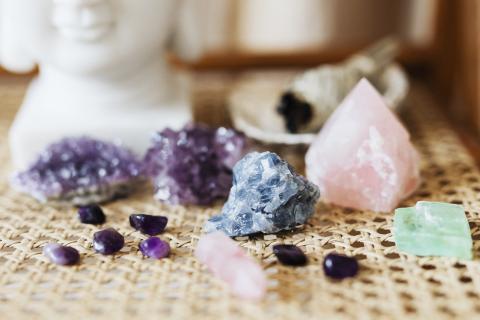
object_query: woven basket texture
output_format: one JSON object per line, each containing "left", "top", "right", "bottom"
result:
{"left": 1, "top": 75, "right": 480, "bottom": 320}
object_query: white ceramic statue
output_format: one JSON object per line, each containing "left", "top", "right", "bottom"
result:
{"left": 1, "top": 0, "right": 198, "bottom": 170}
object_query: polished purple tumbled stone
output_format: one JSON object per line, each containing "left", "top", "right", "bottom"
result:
{"left": 143, "top": 124, "right": 249, "bottom": 205}
{"left": 93, "top": 228, "right": 125, "bottom": 255}
{"left": 43, "top": 243, "right": 80, "bottom": 266}
{"left": 78, "top": 205, "right": 106, "bottom": 225}
{"left": 129, "top": 214, "right": 168, "bottom": 236}
{"left": 272, "top": 244, "right": 308, "bottom": 266}
{"left": 11, "top": 137, "right": 144, "bottom": 205}
{"left": 139, "top": 237, "right": 170, "bottom": 259}
{"left": 323, "top": 253, "right": 359, "bottom": 279}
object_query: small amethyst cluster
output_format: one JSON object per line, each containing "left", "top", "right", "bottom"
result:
{"left": 13, "top": 125, "right": 247, "bottom": 206}
{"left": 12, "top": 137, "right": 143, "bottom": 205}
{"left": 144, "top": 124, "right": 248, "bottom": 205}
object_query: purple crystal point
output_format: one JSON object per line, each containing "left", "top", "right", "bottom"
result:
{"left": 323, "top": 253, "right": 359, "bottom": 280}
{"left": 43, "top": 244, "right": 80, "bottom": 266}
{"left": 143, "top": 124, "right": 249, "bottom": 205}
{"left": 129, "top": 214, "right": 168, "bottom": 236}
{"left": 93, "top": 228, "right": 125, "bottom": 255}
{"left": 78, "top": 205, "right": 106, "bottom": 225}
{"left": 273, "top": 244, "right": 308, "bottom": 266}
{"left": 11, "top": 137, "right": 144, "bottom": 206}
{"left": 139, "top": 237, "right": 170, "bottom": 259}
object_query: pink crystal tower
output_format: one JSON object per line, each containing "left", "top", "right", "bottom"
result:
{"left": 305, "top": 79, "right": 420, "bottom": 212}
{"left": 195, "top": 232, "right": 266, "bottom": 300}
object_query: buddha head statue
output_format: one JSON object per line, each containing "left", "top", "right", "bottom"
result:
{"left": 1, "top": 0, "right": 179, "bottom": 75}
{"left": 1, "top": 0, "right": 201, "bottom": 169}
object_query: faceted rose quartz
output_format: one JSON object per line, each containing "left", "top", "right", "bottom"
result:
{"left": 305, "top": 79, "right": 420, "bottom": 212}
{"left": 195, "top": 232, "right": 266, "bottom": 300}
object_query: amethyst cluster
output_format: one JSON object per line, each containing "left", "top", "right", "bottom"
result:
{"left": 12, "top": 137, "right": 143, "bottom": 205}
{"left": 144, "top": 124, "right": 249, "bottom": 205}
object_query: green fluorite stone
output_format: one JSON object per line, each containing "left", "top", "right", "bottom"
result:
{"left": 393, "top": 201, "right": 472, "bottom": 260}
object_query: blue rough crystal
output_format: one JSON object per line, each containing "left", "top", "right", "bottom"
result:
{"left": 143, "top": 124, "right": 249, "bottom": 205}
{"left": 204, "top": 152, "right": 320, "bottom": 236}
{"left": 11, "top": 137, "right": 143, "bottom": 206}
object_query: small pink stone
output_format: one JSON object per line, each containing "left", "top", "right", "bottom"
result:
{"left": 195, "top": 232, "right": 267, "bottom": 300}
{"left": 305, "top": 79, "right": 420, "bottom": 212}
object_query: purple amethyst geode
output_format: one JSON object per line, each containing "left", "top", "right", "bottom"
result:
{"left": 144, "top": 124, "right": 249, "bottom": 205}
{"left": 11, "top": 137, "right": 143, "bottom": 205}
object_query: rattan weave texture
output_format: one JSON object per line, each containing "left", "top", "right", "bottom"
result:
{"left": 1, "top": 77, "right": 480, "bottom": 320}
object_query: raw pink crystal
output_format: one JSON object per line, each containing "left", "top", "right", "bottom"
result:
{"left": 305, "top": 78, "right": 420, "bottom": 212}
{"left": 195, "top": 232, "right": 266, "bottom": 300}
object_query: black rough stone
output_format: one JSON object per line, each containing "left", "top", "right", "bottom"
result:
{"left": 276, "top": 91, "right": 313, "bottom": 133}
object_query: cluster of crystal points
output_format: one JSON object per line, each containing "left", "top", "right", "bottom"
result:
{"left": 144, "top": 124, "right": 249, "bottom": 205}
{"left": 305, "top": 79, "right": 420, "bottom": 212}
{"left": 394, "top": 201, "right": 472, "bottom": 260}
{"left": 12, "top": 137, "right": 143, "bottom": 205}
{"left": 205, "top": 152, "right": 320, "bottom": 236}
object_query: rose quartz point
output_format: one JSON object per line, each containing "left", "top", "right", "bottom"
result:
{"left": 195, "top": 232, "right": 267, "bottom": 300}
{"left": 305, "top": 78, "right": 420, "bottom": 212}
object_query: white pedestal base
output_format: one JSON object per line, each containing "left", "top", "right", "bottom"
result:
{"left": 9, "top": 74, "right": 191, "bottom": 170}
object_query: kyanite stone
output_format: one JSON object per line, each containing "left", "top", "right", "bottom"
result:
{"left": 139, "top": 237, "right": 170, "bottom": 259}
{"left": 129, "top": 214, "right": 168, "bottom": 236}
{"left": 93, "top": 228, "right": 125, "bottom": 255}
{"left": 272, "top": 244, "right": 308, "bottom": 266}
{"left": 43, "top": 244, "right": 80, "bottom": 266}
{"left": 205, "top": 152, "right": 320, "bottom": 236}
{"left": 195, "top": 232, "right": 266, "bottom": 300}
{"left": 78, "top": 205, "right": 106, "bottom": 225}
{"left": 323, "top": 253, "right": 359, "bottom": 279}
{"left": 143, "top": 124, "right": 249, "bottom": 205}
{"left": 305, "top": 79, "right": 420, "bottom": 212}
{"left": 394, "top": 201, "right": 472, "bottom": 260}
{"left": 11, "top": 137, "right": 144, "bottom": 206}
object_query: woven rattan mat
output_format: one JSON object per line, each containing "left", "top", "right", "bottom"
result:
{"left": 1, "top": 75, "right": 480, "bottom": 320}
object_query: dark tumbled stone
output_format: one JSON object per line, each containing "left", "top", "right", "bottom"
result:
{"left": 93, "top": 228, "right": 125, "bottom": 255}
{"left": 205, "top": 152, "right": 320, "bottom": 236}
{"left": 11, "top": 137, "right": 144, "bottom": 205}
{"left": 129, "top": 214, "right": 168, "bottom": 236}
{"left": 78, "top": 205, "right": 106, "bottom": 225}
{"left": 143, "top": 124, "right": 249, "bottom": 205}
{"left": 139, "top": 237, "right": 170, "bottom": 259}
{"left": 323, "top": 253, "right": 359, "bottom": 279}
{"left": 43, "top": 244, "right": 80, "bottom": 266}
{"left": 273, "top": 244, "right": 308, "bottom": 266}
